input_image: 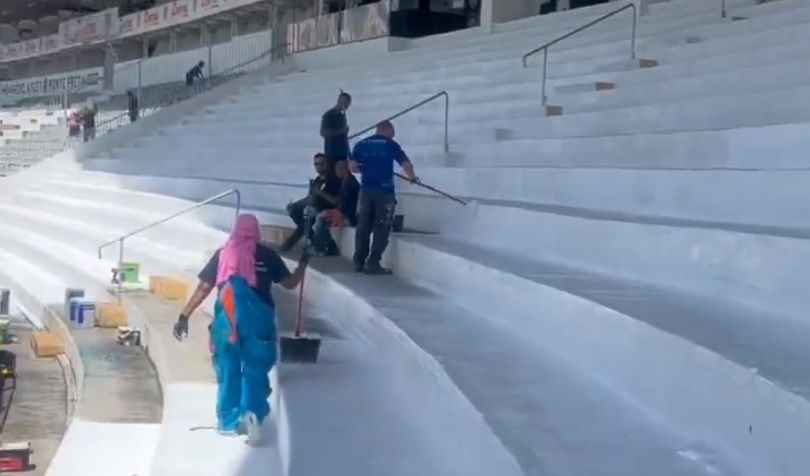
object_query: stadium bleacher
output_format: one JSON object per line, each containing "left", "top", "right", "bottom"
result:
{"left": 1, "top": 0, "right": 810, "bottom": 475}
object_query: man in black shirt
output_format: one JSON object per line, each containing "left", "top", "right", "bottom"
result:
{"left": 280, "top": 153, "right": 342, "bottom": 252}
{"left": 338, "top": 167, "right": 360, "bottom": 227}
{"left": 127, "top": 90, "right": 139, "bottom": 123}
{"left": 320, "top": 92, "right": 351, "bottom": 179}
{"left": 310, "top": 161, "right": 361, "bottom": 256}
{"left": 186, "top": 61, "right": 205, "bottom": 86}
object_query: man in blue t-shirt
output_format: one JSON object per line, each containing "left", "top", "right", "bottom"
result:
{"left": 349, "top": 120, "right": 418, "bottom": 275}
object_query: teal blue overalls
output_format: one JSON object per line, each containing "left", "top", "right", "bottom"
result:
{"left": 209, "top": 275, "right": 277, "bottom": 432}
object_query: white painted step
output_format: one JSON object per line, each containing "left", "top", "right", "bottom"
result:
{"left": 386, "top": 234, "right": 810, "bottom": 475}
{"left": 446, "top": 201, "right": 810, "bottom": 321}
{"left": 300, "top": 257, "right": 729, "bottom": 476}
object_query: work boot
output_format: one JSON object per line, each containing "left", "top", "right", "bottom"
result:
{"left": 364, "top": 263, "right": 392, "bottom": 275}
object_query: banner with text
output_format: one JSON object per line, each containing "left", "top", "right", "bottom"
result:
{"left": 0, "top": 0, "right": 266, "bottom": 62}
{"left": 118, "top": 0, "right": 264, "bottom": 39}
{"left": 0, "top": 68, "right": 103, "bottom": 99}
{"left": 1, "top": 34, "right": 63, "bottom": 63}
{"left": 60, "top": 8, "right": 120, "bottom": 47}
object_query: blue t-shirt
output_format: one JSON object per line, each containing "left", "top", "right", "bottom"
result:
{"left": 198, "top": 244, "right": 291, "bottom": 306}
{"left": 351, "top": 135, "right": 407, "bottom": 192}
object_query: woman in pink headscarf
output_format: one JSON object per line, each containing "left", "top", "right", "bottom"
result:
{"left": 173, "top": 214, "right": 308, "bottom": 444}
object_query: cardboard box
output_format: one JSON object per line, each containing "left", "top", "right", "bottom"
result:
{"left": 159, "top": 278, "right": 189, "bottom": 301}
{"left": 95, "top": 302, "right": 128, "bottom": 328}
{"left": 148, "top": 276, "right": 166, "bottom": 293}
{"left": 31, "top": 331, "right": 64, "bottom": 357}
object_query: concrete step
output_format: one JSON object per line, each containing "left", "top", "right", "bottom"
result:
{"left": 557, "top": 49, "right": 810, "bottom": 113}
{"left": 441, "top": 200, "right": 810, "bottom": 321}
{"left": 381, "top": 233, "right": 810, "bottom": 475}
{"left": 7, "top": 178, "right": 527, "bottom": 476}
{"left": 293, "top": 250, "right": 740, "bottom": 476}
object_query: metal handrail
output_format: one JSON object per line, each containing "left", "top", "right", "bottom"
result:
{"left": 349, "top": 91, "right": 450, "bottom": 153}
{"left": 97, "top": 188, "right": 241, "bottom": 301}
{"left": 522, "top": 3, "right": 637, "bottom": 105}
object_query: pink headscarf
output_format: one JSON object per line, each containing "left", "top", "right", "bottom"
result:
{"left": 216, "top": 214, "right": 260, "bottom": 287}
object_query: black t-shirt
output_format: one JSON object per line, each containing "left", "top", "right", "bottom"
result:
{"left": 311, "top": 174, "right": 342, "bottom": 212}
{"left": 339, "top": 174, "right": 360, "bottom": 226}
{"left": 321, "top": 107, "right": 349, "bottom": 159}
{"left": 198, "top": 244, "right": 291, "bottom": 306}
{"left": 186, "top": 65, "right": 203, "bottom": 84}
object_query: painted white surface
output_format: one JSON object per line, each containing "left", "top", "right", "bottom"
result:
{"left": 44, "top": 421, "right": 161, "bottom": 476}
{"left": 149, "top": 383, "right": 285, "bottom": 476}
{"left": 3, "top": 0, "right": 810, "bottom": 475}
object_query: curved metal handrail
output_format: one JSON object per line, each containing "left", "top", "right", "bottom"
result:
{"left": 97, "top": 188, "right": 241, "bottom": 301}
{"left": 522, "top": 3, "right": 637, "bottom": 105}
{"left": 349, "top": 91, "right": 450, "bottom": 153}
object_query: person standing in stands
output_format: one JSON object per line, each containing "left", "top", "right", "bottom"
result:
{"left": 127, "top": 90, "right": 139, "bottom": 123}
{"left": 81, "top": 102, "right": 97, "bottom": 142}
{"left": 186, "top": 60, "right": 206, "bottom": 87}
{"left": 279, "top": 153, "right": 342, "bottom": 252}
{"left": 172, "top": 214, "right": 308, "bottom": 444}
{"left": 67, "top": 110, "right": 81, "bottom": 138}
{"left": 349, "top": 120, "right": 418, "bottom": 275}
{"left": 320, "top": 91, "right": 352, "bottom": 180}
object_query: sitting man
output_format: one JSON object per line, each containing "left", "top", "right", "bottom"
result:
{"left": 310, "top": 163, "right": 360, "bottom": 256}
{"left": 280, "top": 153, "right": 341, "bottom": 253}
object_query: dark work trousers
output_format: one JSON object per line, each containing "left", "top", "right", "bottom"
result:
{"left": 353, "top": 188, "right": 396, "bottom": 267}
{"left": 285, "top": 198, "right": 309, "bottom": 247}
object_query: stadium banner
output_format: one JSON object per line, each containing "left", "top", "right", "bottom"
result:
{"left": 60, "top": 8, "right": 120, "bottom": 47}
{"left": 0, "top": 68, "right": 103, "bottom": 99}
{"left": 119, "top": 0, "right": 264, "bottom": 38}
{"left": 0, "top": 34, "right": 63, "bottom": 62}
{"left": 0, "top": 0, "right": 266, "bottom": 62}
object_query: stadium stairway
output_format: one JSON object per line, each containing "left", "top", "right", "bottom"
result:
{"left": 1, "top": 0, "right": 809, "bottom": 475}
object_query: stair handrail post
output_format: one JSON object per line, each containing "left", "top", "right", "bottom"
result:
{"left": 522, "top": 3, "right": 637, "bottom": 105}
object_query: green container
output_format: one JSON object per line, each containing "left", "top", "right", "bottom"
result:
{"left": 120, "top": 262, "right": 140, "bottom": 284}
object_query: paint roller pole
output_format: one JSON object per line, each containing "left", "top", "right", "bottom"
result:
{"left": 395, "top": 172, "right": 467, "bottom": 206}
{"left": 294, "top": 266, "right": 306, "bottom": 338}
{"left": 279, "top": 208, "right": 321, "bottom": 364}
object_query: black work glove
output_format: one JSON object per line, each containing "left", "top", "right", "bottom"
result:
{"left": 173, "top": 314, "right": 189, "bottom": 342}
{"left": 299, "top": 247, "right": 311, "bottom": 268}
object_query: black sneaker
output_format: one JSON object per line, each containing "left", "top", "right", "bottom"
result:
{"left": 353, "top": 262, "right": 365, "bottom": 273}
{"left": 364, "top": 264, "right": 393, "bottom": 275}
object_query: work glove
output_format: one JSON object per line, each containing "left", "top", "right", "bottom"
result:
{"left": 173, "top": 314, "right": 189, "bottom": 342}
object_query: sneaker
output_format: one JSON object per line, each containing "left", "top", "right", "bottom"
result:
{"left": 353, "top": 262, "right": 365, "bottom": 273}
{"left": 243, "top": 411, "right": 262, "bottom": 445}
{"left": 217, "top": 428, "right": 240, "bottom": 437}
